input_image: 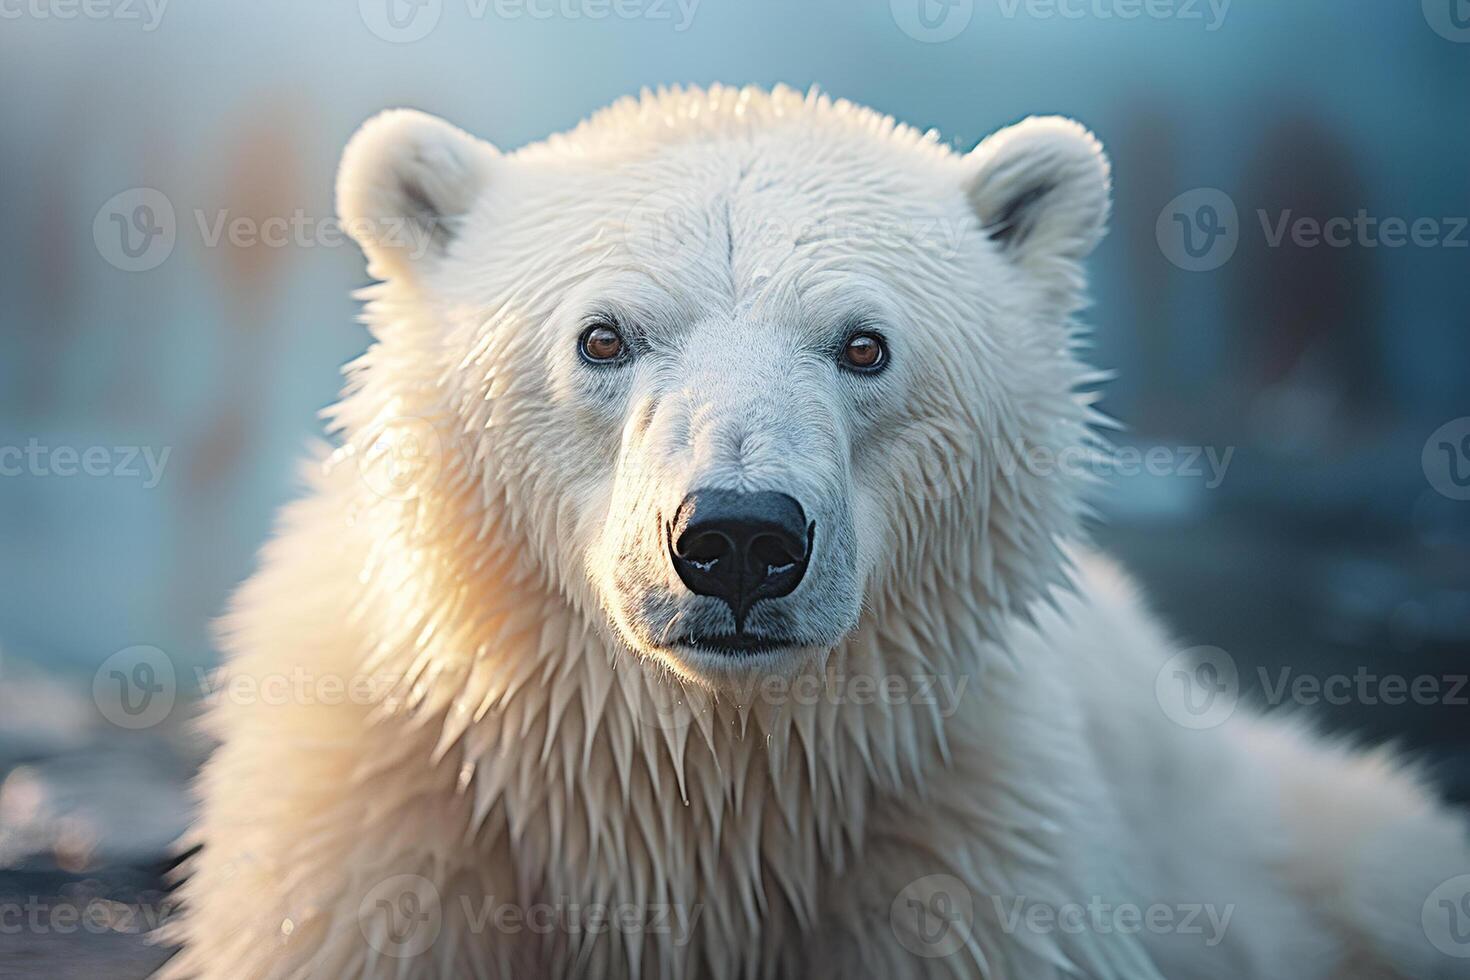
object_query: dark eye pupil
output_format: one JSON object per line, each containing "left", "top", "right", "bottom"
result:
{"left": 844, "top": 335, "right": 883, "bottom": 369}
{"left": 583, "top": 325, "right": 623, "bottom": 360}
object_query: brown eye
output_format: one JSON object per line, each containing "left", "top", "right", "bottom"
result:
{"left": 840, "top": 332, "right": 886, "bottom": 373}
{"left": 579, "top": 323, "right": 626, "bottom": 363}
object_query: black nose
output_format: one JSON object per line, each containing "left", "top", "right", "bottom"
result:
{"left": 668, "top": 489, "right": 813, "bottom": 630}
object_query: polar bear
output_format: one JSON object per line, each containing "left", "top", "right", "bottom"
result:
{"left": 162, "top": 86, "right": 1469, "bottom": 979}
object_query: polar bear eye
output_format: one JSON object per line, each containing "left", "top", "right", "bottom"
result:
{"left": 839, "top": 332, "right": 887, "bottom": 373}
{"left": 579, "top": 321, "right": 627, "bottom": 364}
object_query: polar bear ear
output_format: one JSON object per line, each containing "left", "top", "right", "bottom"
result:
{"left": 963, "top": 116, "right": 1110, "bottom": 289}
{"left": 336, "top": 109, "right": 498, "bottom": 284}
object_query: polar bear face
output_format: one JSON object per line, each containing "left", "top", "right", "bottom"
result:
{"left": 335, "top": 89, "right": 1109, "bottom": 686}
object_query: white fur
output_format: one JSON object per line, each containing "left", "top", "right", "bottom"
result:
{"left": 161, "top": 86, "right": 1469, "bottom": 979}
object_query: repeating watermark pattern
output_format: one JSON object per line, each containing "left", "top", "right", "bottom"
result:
{"left": 194, "top": 666, "right": 410, "bottom": 710}
{"left": 458, "top": 896, "right": 702, "bottom": 945}
{"left": 92, "top": 645, "right": 177, "bottom": 729}
{"left": 635, "top": 670, "right": 972, "bottom": 735}
{"left": 1258, "top": 210, "right": 1469, "bottom": 250}
{"left": 94, "top": 189, "right": 445, "bottom": 272}
{"left": 1155, "top": 646, "right": 1239, "bottom": 730}
{"left": 357, "top": 875, "right": 702, "bottom": 958}
{"left": 356, "top": 416, "right": 446, "bottom": 501}
{"left": 0, "top": 439, "right": 170, "bottom": 487}
{"left": 93, "top": 188, "right": 176, "bottom": 273}
{"left": 359, "top": 875, "right": 443, "bottom": 958}
{"left": 889, "top": 429, "right": 1233, "bottom": 504}
{"left": 992, "top": 895, "right": 1234, "bottom": 947}
{"left": 359, "top": 0, "right": 698, "bottom": 42}
{"left": 1256, "top": 667, "right": 1467, "bottom": 709}
{"left": 1423, "top": 417, "right": 1470, "bottom": 501}
{"left": 1423, "top": 0, "right": 1470, "bottom": 43}
{"left": 890, "top": 0, "right": 974, "bottom": 43}
{"left": 1158, "top": 646, "right": 1469, "bottom": 730}
{"left": 891, "top": 874, "right": 975, "bottom": 958}
{"left": 193, "top": 209, "right": 438, "bottom": 258}
{"left": 1156, "top": 188, "right": 1239, "bottom": 272}
{"left": 1424, "top": 875, "right": 1470, "bottom": 958}
{"left": 1160, "top": 189, "right": 1469, "bottom": 271}
{"left": 995, "top": 0, "right": 1230, "bottom": 30}
{"left": 0, "top": 896, "right": 178, "bottom": 935}
{"left": 997, "top": 440, "right": 1235, "bottom": 489}
{"left": 0, "top": 0, "right": 168, "bottom": 30}
{"left": 893, "top": 0, "right": 1228, "bottom": 42}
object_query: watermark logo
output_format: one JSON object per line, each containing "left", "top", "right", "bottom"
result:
{"left": 1155, "top": 646, "right": 1238, "bottom": 730}
{"left": 891, "top": 874, "right": 975, "bottom": 958}
{"left": 1423, "top": 418, "right": 1470, "bottom": 501}
{"left": 357, "top": 417, "right": 445, "bottom": 501}
{"left": 1157, "top": 188, "right": 1238, "bottom": 272}
{"left": 620, "top": 188, "right": 717, "bottom": 268}
{"left": 94, "top": 188, "right": 175, "bottom": 272}
{"left": 1423, "top": 875, "right": 1470, "bottom": 958}
{"left": 891, "top": 0, "right": 974, "bottom": 42}
{"left": 359, "top": 875, "right": 443, "bottom": 958}
{"left": 92, "top": 645, "right": 176, "bottom": 729}
{"left": 359, "top": 0, "right": 442, "bottom": 42}
{"left": 1423, "top": 0, "right": 1470, "bottom": 42}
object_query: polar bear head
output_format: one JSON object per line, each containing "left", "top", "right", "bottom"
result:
{"left": 334, "top": 86, "right": 1109, "bottom": 687}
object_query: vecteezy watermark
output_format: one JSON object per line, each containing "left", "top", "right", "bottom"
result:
{"left": 890, "top": 0, "right": 974, "bottom": 43}
{"left": 1423, "top": 418, "right": 1470, "bottom": 501}
{"left": 94, "top": 188, "right": 176, "bottom": 272}
{"left": 192, "top": 209, "right": 439, "bottom": 258}
{"left": 0, "top": 439, "right": 170, "bottom": 488}
{"left": 194, "top": 666, "right": 410, "bottom": 710}
{"left": 1255, "top": 667, "right": 1468, "bottom": 709}
{"left": 0, "top": 896, "right": 179, "bottom": 936}
{"left": 92, "top": 645, "right": 177, "bottom": 729}
{"left": 359, "top": 0, "right": 698, "bottom": 43}
{"left": 1158, "top": 189, "right": 1469, "bottom": 271}
{"left": 1155, "top": 646, "right": 1239, "bottom": 730}
{"left": 354, "top": 416, "right": 446, "bottom": 501}
{"left": 1423, "top": 0, "right": 1470, "bottom": 43}
{"left": 1424, "top": 875, "right": 1470, "bottom": 958}
{"left": 94, "top": 188, "right": 445, "bottom": 272}
{"left": 996, "top": 439, "right": 1236, "bottom": 489}
{"left": 891, "top": 874, "right": 975, "bottom": 958}
{"left": 357, "top": 874, "right": 702, "bottom": 958}
{"left": 458, "top": 896, "right": 702, "bottom": 946}
{"left": 995, "top": 0, "right": 1230, "bottom": 31}
{"left": 1156, "top": 188, "right": 1239, "bottom": 272}
{"left": 1157, "top": 646, "right": 1469, "bottom": 730}
{"left": 1257, "top": 210, "right": 1470, "bottom": 250}
{"left": 359, "top": 875, "right": 443, "bottom": 958}
{"left": 992, "top": 895, "right": 1234, "bottom": 947}
{"left": 0, "top": 0, "right": 168, "bottom": 31}
{"left": 635, "top": 670, "right": 972, "bottom": 735}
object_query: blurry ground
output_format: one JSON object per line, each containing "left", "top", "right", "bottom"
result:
{"left": 0, "top": 660, "right": 193, "bottom": 978}
{"left": 0, "top": 495, "right": 1466, "bottom": 978}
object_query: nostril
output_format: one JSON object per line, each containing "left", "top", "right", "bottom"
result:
{"left": 678, "top": 530, "right": 733, "bottom": 570}
{"left": 749, "top": 532, "right": 803, "bottom": 572}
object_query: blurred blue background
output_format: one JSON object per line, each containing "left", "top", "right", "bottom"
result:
{"left": 0, "top": 0, "right": 1467, "bottom": 973}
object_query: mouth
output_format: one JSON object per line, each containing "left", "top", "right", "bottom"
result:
{"left": 671, "top": 632, "right": 816, "bottom": 657}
